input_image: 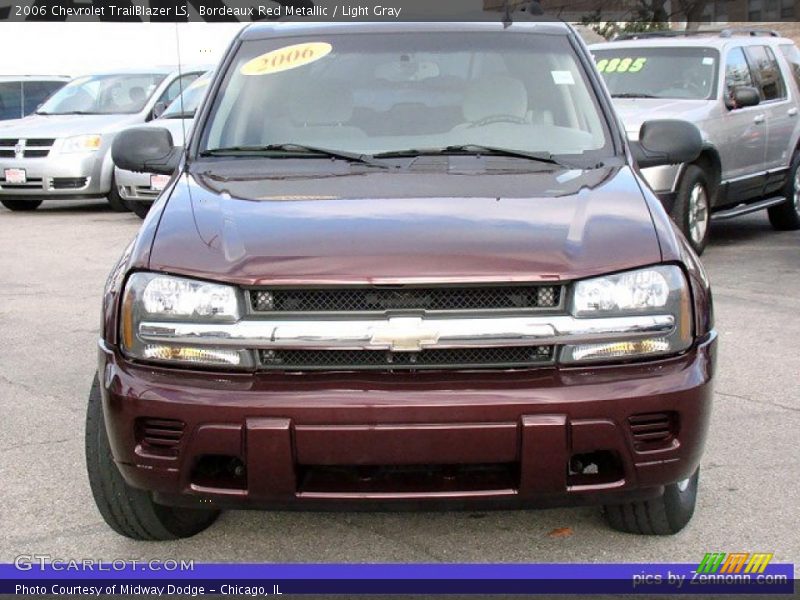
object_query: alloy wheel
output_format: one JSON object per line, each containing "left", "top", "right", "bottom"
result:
{"left": 688, "top": 183, "right": 709, "bottom": 246}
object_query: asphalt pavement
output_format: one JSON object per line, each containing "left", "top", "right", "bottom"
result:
{"left": 1, "top": 200, "right": 798, "bottom": 568}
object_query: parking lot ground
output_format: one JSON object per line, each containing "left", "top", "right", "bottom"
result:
{"left": 1, "top": 200, "right": 798, "bottom": 566}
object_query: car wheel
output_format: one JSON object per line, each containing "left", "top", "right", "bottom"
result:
{"left": 671, "top": 165, "right": 711, "bottom": 255}
{"left": 768, "top": 152, "right": 800, "bottom": 231}
{"left": 603, "top": 468, "right": 699, "bottom": 535}
{"left": 1, "top": 199, "right": 43, "bottom": 211}
{"left": 85, "top": 376, "right": 219, "bottom": 540}
{"left": 126, "top": 200, "right": 152, "bottom": 219}
{"left": 106, "top": 176, "right": 129, "bottom": 212}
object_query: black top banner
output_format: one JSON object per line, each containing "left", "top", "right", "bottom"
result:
{"left": 0, "top": 0, "right": 798, "bottom": 23}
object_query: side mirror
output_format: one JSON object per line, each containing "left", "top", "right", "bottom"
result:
{"left": 725, "top": 86, "right": 760, "bottom": 110}
{"left": 112, "top": 127, "right": 181, "bottom": 175}
{"left": 151, "top": 101, "right": 168, "bottom": 120}
{"left": 630, "top": 119, "right": 702, "bottom": 169}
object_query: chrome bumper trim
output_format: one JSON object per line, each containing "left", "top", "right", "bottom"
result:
{"left": 139, "top": 314, "right": 676, "bottom": 351}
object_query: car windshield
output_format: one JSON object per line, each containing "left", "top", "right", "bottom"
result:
{"left": 161, "top": 72, "right": 212, "bottom": 119}
{"left": 592, "top": 47, "right": 719, "bottom": 100}
{"left": 37, "top": 73, "right": 166, "bottom": 115}
{"left": 199, "top": 32, "right": 611, "bottom": 165}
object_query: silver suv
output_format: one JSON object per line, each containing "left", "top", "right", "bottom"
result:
{"left": 0, "top": 67, "right": 204, "bottom": 212}
{"left": 592, "top": 29, "right": 800, "bottom": 253}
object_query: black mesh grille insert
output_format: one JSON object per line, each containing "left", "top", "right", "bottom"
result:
{"left": 251, "top": 285, "right": 561, "bottom": 313}
{"left": 259, "top": 345, "right": 554, "bottom": 371}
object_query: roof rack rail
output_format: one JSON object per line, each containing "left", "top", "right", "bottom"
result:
{"left": 719, "top": 27, "right": 780, "bottom": 37}
{"left": 613, "top": 29, "right": 723, "bottom": 40}
{"left": 614, "top": 27, "right": 780, "bottom": 41}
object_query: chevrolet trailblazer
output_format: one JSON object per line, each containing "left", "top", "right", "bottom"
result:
{"left": 87, "top": 21, "right": 715, "bottom": 540}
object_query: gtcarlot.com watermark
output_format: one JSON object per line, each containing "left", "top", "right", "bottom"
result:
{"left": 14, "top": 554, "right": 194, "bottom": 571}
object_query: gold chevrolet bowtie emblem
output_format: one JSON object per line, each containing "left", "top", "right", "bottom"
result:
{"left": 370, "top": 317, "right": 440, "bottom": 352}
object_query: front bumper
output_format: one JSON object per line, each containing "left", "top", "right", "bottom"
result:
{"left": 98, "top": 332, "right": 716, "bottom": 510}
{"left": 115, "top": 167, "right": 159, "bottom": 203}
{"left": 0, "top": 153, "right": 109, "bottom": 199}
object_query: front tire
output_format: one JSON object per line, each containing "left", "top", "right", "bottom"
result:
{"left": 126, "top": 200, "right": 152, "bottom": 219}
{"left": 106, "top": 176, "right": 129, "bottom": 212}
{"left": 1, "top": 199, "right": 42, "bottom": 211}
{"left": 85, "top": 377, "right": 219, "bottom": 540}
{"left": 768, "top": 152, "right": 800, "bottom": 231}
{"left": 671, "top": 165, "right": 711, "bottom": 255}
{"left": 603, "top": 468, "right": 699, "bottom": 535}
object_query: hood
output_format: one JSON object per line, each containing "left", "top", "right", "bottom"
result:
{"left": 149, "top": 163, "right": 661, "bottom": 285}
{"left": 612, "top": 98, "right": 713, "bottom": 139}
{"left": 0, "top": 112, "right": 144, "bottom": 138}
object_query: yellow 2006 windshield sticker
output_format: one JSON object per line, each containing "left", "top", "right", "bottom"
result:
{"left": 241, "top": 42, "right": 333, "bottom": 76}
{"left": 596, "top": 57, "right": 647, "bottom": 74}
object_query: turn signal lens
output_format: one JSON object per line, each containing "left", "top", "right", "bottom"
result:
{"left": 143, "top": 345, "right": 242, "bottom": 366}
{"left": 565, "top": 338, "right": 671, "bottom": 362}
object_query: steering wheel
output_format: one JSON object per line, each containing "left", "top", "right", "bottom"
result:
{"left": 469, "top": 114, "right": 528, "bottom": 128}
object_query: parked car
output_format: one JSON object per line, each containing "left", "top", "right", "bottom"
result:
{"left": 0, "top": 75, "right": 69, "bottom": 121}
{"left": 0, "top": 67, "right": 205, "bottom": 212}
{"left": 592, "top": 29, "right": 800, "bottom": 254}
{"left": 115, "top": 71, "right": 213, "bottom": 218}
{"left": 90, "top": 20, "right": 715, "bottom": 541}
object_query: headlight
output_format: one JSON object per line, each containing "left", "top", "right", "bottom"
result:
{"left": 60, "top": 134, "right": 102, "bottom": 154}
{"left": 562, "top": 265, "right": 693, "bottom": 363}
{"left": 120, "top": 272, "right": 252, "bottom": 368}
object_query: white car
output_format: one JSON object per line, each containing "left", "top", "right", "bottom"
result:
{"left": 115, "top": 71, "right": 212, "bottom": 218}
{"left": 0, "top": 67, "right": 205, "bottom": 212}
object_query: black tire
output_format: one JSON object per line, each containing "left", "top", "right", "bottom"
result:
{"left": 671, "top": 165, "right": 711, "bottom": 255}
{"left": 604, "top": 468, "right": 699, "bottom": 535}
{"left": 768, "top": 152, "right": 800, "bottom": 231}
{"left": 85, "top": 377, "right": 219, "bottom": 540}
{"left": 1, "top": 199, "right": 42, "bottom": 211}
{"left": 126, "top": 200, "right": 152, "bottom": 219}
{"left": 106, "top": 175, "right": 129, "bottom": 212}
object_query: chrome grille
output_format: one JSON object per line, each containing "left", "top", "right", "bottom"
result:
{"left": 251, "top": 285, "right": 562, "bottom": 313}
{"left": 259, "top": 345, "right": 554, "bottom": 371}
{"left": 0, "top": 138, "right": 55, "bottom": 158}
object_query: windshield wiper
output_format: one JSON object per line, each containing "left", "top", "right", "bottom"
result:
{"left": 610, "top": 93, "right": 660, "bottom": 99}
{"left": 36, "top": 110, "right": 100, "bottom": 115}
{"left": 200, "top": 143, "right": 389, "bottom": 168}
{"left": 164, "top": 112, "right": 195, "bottom": 119}
{"left": 373, "top": 145, "right": 574, "bottom": 167}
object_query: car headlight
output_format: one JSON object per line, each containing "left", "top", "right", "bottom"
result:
{"left": 562, "top": 265, "right": 693, "bottom": 363}
{"left": 60, "top": 134, "right": 102, "bottom": 154}
{"left": 120, "top": 272, "right": 252, "bottom": 368}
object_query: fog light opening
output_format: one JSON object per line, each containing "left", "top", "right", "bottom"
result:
{"left": 191, "top": 455, "right": 247, "bottom": 490}
{"left": 568, "top": 451, "right": 623, "bottom": 486}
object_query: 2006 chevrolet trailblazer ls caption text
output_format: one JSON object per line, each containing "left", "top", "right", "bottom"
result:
{"left": 86, "top": 20, "right": 717, "bottom": 540}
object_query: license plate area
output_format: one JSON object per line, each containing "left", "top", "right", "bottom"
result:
{"left": 297, "top": 463, "right": 519, "bottom": 494}
{"left": 4, "top": 168, "right": 26, "bottom": 184}
{"left": 150, "top": 174, "right": 170, "bottom": 191}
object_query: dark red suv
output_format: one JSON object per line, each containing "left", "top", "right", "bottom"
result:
{"left": 88, "top": 20, "right": 715, "bottom": 540}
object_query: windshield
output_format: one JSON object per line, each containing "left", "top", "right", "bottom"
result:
{"left": 161, "top": 72, "right": 212, "bottom": 119}
{"left": 593, "top": 47, "right": 719, "bottom": 100}
{"left": 199, "top": 33, "right": 611, "bottom": 164}
{"left": 37, "top": 73, "right": 166, "bottom": 115}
